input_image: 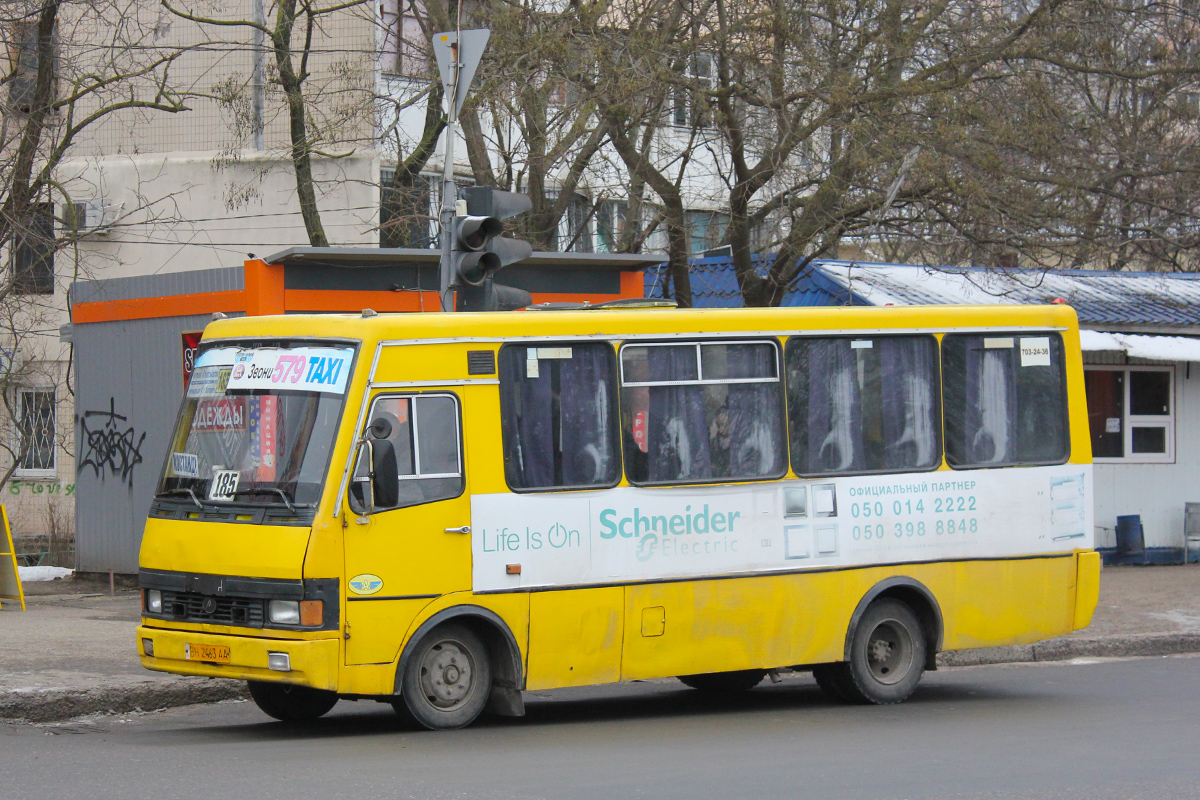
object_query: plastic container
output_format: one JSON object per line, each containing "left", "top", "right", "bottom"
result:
{"left": 1115, "top": 514, "right": 1145, "bottom": 557}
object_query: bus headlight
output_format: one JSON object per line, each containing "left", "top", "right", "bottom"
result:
{"left": 146, "top": 589, "right": 162, "bottom": 614}
{"left": 268, "top": 600, "right": 300, "bottom": 625}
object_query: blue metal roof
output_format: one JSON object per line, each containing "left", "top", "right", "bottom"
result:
{"left": 644, "top": 255, "right": 869, "bottom": 308}
{"left": 645, "top": 256, "right": 1200, "bottom": 328}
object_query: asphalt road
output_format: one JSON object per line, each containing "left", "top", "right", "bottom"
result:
{"left": 5, "top": 656, "right": 1200, "bottom": 800}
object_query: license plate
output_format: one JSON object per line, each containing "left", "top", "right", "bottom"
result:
{"left": 185, "top": 643, "right": 231, "bottom": 664}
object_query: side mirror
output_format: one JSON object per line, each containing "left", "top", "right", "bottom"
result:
{"left": 348, "top": 439, "right": 375, "bottom": 519}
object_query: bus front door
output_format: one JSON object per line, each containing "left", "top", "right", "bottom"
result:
{"left": 342, "top": 392, "right": 470, "bottom": 666}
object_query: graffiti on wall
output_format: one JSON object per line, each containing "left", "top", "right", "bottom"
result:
{"left": 78, "top": 398, "right": 146, "bottom": 487}
{"left": 7, "top": 482, "right": 74, "bottom": 496}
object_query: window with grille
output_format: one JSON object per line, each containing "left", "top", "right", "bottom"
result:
{"left": 16, "top": 389, "right": 55, "bottom": 474}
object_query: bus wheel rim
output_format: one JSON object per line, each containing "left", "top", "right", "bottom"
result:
{"left": 419, "top": 640, "right": 475, "bottom": 710}
{"left": 865, "top": 619, "right": 913, "bottom": 685}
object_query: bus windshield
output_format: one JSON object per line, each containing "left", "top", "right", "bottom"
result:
{"left": 156, "top": 343, "right": 354, "bottom": 509}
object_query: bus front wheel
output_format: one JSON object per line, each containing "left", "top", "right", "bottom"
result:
{"left": 398, "top": 623, "right": 492, "bottom": 730}
{"left": 247, "top": 681, "right": 339, "bottom": 722}
{"left": 841, "top": 598, "right": 927, "bottom": 705}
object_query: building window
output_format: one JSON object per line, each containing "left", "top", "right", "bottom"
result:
{"left": 8, "top": 20, "right": 56, "bottom": 114}
{"left": 685, "top": 210, "right": 729, "bottom": 254}
{"left": 563, "top": 194, "right": 594, "bottom": 253}
{"left": 673, "top": 53, "right": 714, "bottom": 127}
{"left": 16, "top": 389, "right": 55, "bottom": 475}
{"left": 380, "top": 169, "right": 435, "bottom": 247}
{"left": 542, "top": 191, "right": 593, "bottom": 253}
{"left": 1084, "top": 366, "right": 1174, "bottom": 463}
{"left": 380, "top": 0, "right": 427, "bottom": 76}
{"left": 596, "top": 200, "right": 627, "bottom": 253}
{"left": 12, "top": 202, "right": 54, "bottom": 294}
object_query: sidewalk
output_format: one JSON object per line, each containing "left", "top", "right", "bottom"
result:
{"left": 4, "top": 564, "right": 1200, "bottom": 723}
{"left": 0, "top": 578, "right": 245, "bottom": 723}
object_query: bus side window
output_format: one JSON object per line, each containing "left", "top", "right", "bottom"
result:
{"left": 498, "top": 343, "right": 621, "bottom": 491}
{"left": 942, "top": 333, "right": 1069, "bottom": 468}
{"left": 785, "top": 336, "right": 941, "bottom": 476}
{"left": 354, "top": 394, "right": 464, "bottom": 511}
{"left": 619, "top": 340, "right": 787, "bottom": 485}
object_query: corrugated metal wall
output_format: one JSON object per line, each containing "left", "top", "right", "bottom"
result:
{"left": 72, "top": 268, "right": 245, "bottom": 574}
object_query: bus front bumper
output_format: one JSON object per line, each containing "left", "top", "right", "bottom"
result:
{"left": 136, "top": 625, "right": 341, "bottom": 691}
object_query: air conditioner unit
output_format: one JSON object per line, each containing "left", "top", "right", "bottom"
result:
{"left": 71, "top": 198, "right": 122, "bottom": 235}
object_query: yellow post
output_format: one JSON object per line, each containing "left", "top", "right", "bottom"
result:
{"left": 0, "top": 504, "right": 26, "bottom": 611}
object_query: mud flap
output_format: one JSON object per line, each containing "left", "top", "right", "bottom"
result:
{"left": 487, "top": 684, "right": 525, "bottom": 717}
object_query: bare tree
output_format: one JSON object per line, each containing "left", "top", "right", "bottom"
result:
{"left": 0, "top": 0, "right": 194, "bottom": 489}
{"left": 438, "top": 0, "right": 615, "bottom": 252}
{"left": 580, "top": 0, "right": 1200, "bottom": 306}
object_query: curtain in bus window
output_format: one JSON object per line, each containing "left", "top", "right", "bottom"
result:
{"left": 804, "top": 339, "right": 864, "bottom": 473}
{"left": 558, "top": 347, "right": 617, "bottom": 485}
{"left": 943, "top": 333, "right": 1068, "bottom": 467}
{"left": 787, "top": 336, "right": 939, "bottom": 475}
{"left": 878, "top": 337, "right": 939, "bottom": 470}
{"left": 964, "top": 345, "right": 1017, "bottom": 464}
{"left": 499, "top": 344, "right": 619, "bottom": 489}
{"left": 500, "top": 348, "right": 554, "bottom": 487}
{"left": 647, "top": 346, "right": 711, "bottom": 481}
{"left": 724, "top": 344, "right": 786, "bottom": 477}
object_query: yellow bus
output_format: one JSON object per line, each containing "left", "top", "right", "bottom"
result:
{"left": 137, "top": 304, "right": 1100, "bottom": 729}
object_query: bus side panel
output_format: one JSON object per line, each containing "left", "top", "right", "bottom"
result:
{"left": 526, "top": 588, "right": 624, "bottom": 690}
{"left": 373, "top": 343, "right": 475, "bottom": 385}
{"left": 620, "top": 573, "right": 849, "bottom": 681}
{"left": 933, "top": 557, "right": 1076, "bottom": 650}
{"left": 343, "top": 597, "right": 437, "bottom": 665}
{"left": 1073, "top": 551, "right": 1101, "bottom": 630}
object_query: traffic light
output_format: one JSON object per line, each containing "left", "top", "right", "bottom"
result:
{"left": 452, "top": 187, "right": 534, "bottom": 311}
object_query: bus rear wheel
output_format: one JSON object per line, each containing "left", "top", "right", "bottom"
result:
{"left": 841, "top": 598, "right": 927, "bottom": 705}
{"left": 678, "top": 669, "right": 766, "bottom": 693}
{"left": 247, "top": 681, "right": 339, "bottom": 722}
{"left": 398, "top": 623, "right": 492, "bottom": 730}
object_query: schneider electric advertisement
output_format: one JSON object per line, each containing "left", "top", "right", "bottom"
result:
{"left": 470, "top": 464, "right": 1092, "bottom": 593}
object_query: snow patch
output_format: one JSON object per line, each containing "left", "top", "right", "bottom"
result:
{"left": 17, "top": 565, "right": 75, "bottom": 582}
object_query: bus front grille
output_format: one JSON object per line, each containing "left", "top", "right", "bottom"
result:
{"left": 161, "top": 591, "right": 265, "bottom": 626}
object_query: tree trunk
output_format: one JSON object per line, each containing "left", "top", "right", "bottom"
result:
{"left": 272, "top": 0, "right": 328, "bottom": 248}
{"left": 382, "top": 81, "right": 446, "bottom": 248}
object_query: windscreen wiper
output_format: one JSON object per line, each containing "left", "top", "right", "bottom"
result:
{"left": 226, "top": 488, "right": 314, "bottom": 514}
{"left": 156, "top": 488, "right": 204, "bottom": 509}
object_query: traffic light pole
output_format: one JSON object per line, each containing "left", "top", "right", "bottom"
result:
{"left": 437, "top": 43, "right": 460, "bottom": 312}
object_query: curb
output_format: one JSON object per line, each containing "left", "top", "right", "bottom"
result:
{"left": 0, "top": 678, "right": 248, "bottom": 724}
{"left": 937, "top": 632, "right": 1200, "bottom": 668}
